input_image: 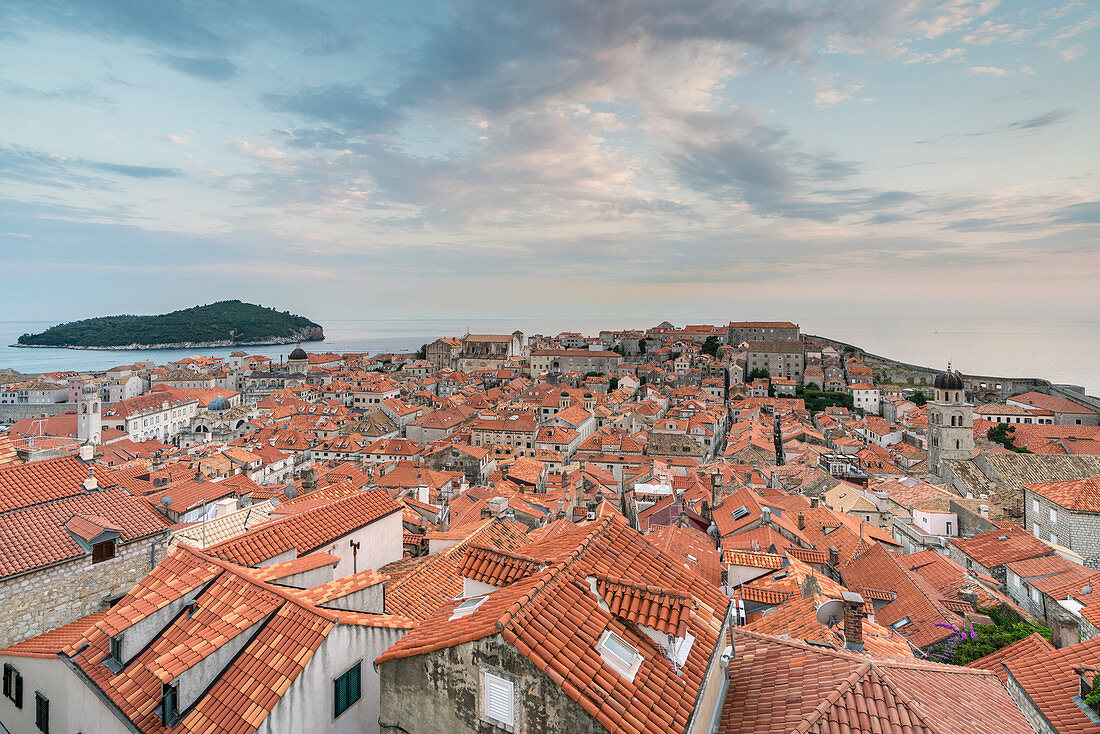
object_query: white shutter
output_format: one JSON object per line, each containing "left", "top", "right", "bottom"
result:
{"left": 483, "top": 672, "right": 514, "bottom": 726}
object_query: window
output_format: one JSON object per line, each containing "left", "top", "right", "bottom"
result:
{"left": 945, "top": 521, "right": 953, "bottom": 536}
{"left": 481, "top": 670, "right": 515, "bottom": 728}
{"left": 110, "top": 635, "right": 123, "bottom": 665}
{"left": 162, "top": 682, "right": 178, "bottom": 726}
{"left": 3, "top": 664, "right": 22, "bottom": 708}
{"left": 1033, "top": 499, "right": 1040, "bottom": 513}
{"left": 891, "top": 617, "right": 911, "bottom": 629}
{"left": 1050, "top": 508, "right": 1057, "bottom": 524}
{"left": 333, "top": 662, "right": 361, "bottom": 718}
{"left": 35, "top": 691, "right": 48, "bottom": 733}
{"left": 1052, "top": 533, "right": 1059, "bottom": 546}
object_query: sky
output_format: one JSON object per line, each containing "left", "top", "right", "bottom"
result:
{"left": 0, "top": 0, "right": 1097, "bottom": 323}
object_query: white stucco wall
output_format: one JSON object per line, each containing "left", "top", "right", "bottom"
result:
{"left": 257, "top": 623, "right": 407, "bottom": 734}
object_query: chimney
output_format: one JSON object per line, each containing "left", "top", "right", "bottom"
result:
{"left": 979, "top": 504, "right": 989, "bottom": 518}
{"left": 797, "top": 511, "right": 805, "bottom": 530}
{"left": 810, "top": 496, "right": 820, "bottom": 508}
{"left": 828, "top": 546, "right": 840, "bottom": 567}
{"left": 82, "top": 467, "right": 98, "bottom": 493}
{"left": 79, "top": 444, "right": 95, "bottom": 462}
{"left": 841, "top": 591, "right": 866, "bottom": 651}
{"left": 760, "top": 507, "right": 772, "bottom": 525}
{"left": 488, "top": 496, "right": 508, "bottom": 517}
{"left": 874, "top": 491, "right": 889, "bottom": 511}
{"left": 418, "top": 484, "right": 429, "bottom": 505}
{"left": 712, "top": 472, "right": 723, "bottom": 510}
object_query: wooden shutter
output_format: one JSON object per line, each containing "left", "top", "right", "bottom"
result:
{"left": 483, "top": 672, "right": 513, "bottom": 726}
{"left": 14, "top": 672, "right": 22, "bottom": 709}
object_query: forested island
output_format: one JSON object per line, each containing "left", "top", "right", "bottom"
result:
{"left": 14, "top": 300, "right": 324, "bottom": 349}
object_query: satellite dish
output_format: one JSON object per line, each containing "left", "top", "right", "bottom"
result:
{"left": 816, "top": 599, "right": 845, "bottom": 628}
{"left": 160, "top": 496, "right": 173, "bottom": 507}
{"left": 284, "top": 485, "right": 298, "bottom": 500}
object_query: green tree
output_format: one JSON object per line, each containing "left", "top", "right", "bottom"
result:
{"left": 747, "top": 368, "right": 771, "bottom": 381}
{"left": 909, "top": 390, "right": 928, "bottom": 406}
{"left": 638, "top": 340, "right": 646, "bottom": 354}
{"left": 925, "top": 608, "right": 1050, "bottom": 666}
{"left": 416, "top": 343, "right": 428, "bottom": 360}
{"left": 702, "top": 335, "right": 720, "bottom": 357}
{"left": 609, "top": 377, "right": 619, "bottom": 390}
{"left": 988, "top": 423, "right": 1029, "bottom": 453}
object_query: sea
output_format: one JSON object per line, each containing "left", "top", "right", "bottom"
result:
{"left": 2, "top": 319, "right": 1098, "bottom": 396}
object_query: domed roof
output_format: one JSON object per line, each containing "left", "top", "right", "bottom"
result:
{"left": 289, "top": 345, "right": 307, "bottom": 361}
{"left": 584, "top": 391, "right": 592, "bottom": 398}
{"left": 207, "top": 396, "right": 231, "bottom": 411}
{"left": 934, "top": 368, "right": 965, "bottom": 391}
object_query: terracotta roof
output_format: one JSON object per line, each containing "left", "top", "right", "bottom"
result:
{"left": 968, "top": 633, "right": 1100, "bottom": 734}
{"left": 0, "top": 610, "right": 108, "bottom": 658}
{"left": 382, "top": 518, "right": 530, "bottom": 620}
{"left": 205, "top": 488, "right": 401, "bottom": 566}
{"left": 0, "top": 454, "right": 112, "bottom": 513}
{"left": 721, "top": 630, "right": 1033, "bottom": 734}
{"left": 459, "top": 544, "right": 545, "bottom": 587}
{"left": 1026, "top": 476, "right": 1100, "bottom": 512}
{"left": 722, "top": 550, "right": 785, "bottom": 570}
{"left": 0, "top": 486, "right": 169, "bottom": 579}
{"left": 378, "top": 515, "right": 731, "bottom": 734}
{"left": 252, "top": 551, "right": 340, "bottom": 582}
{"left": 948, "top": 526, "right": 1053, "bottom": 569}
{"left": 843, "top": 544, "right": 967, "bottom": 649}
{"left": 298, "top": 568, "right": 389, "bottom": 606}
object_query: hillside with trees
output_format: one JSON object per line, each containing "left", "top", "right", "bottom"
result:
{"left": 16, "top": 300, "right": 324, "bottom": 348}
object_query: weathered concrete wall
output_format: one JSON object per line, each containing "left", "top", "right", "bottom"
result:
{"left": 0, "top": 534, "right": 167, "bottom": 649}
{"left": 379, "top": 634, "right": 605, "bottom": 734}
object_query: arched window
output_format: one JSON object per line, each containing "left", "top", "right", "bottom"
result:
{"left": 955, "top": 440, "right": 960, "bottom": 449}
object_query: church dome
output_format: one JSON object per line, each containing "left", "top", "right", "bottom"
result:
{"left": 934, "top": 369, "right": 965, "bottom": 391}
{"left": 207, "top": 396, "right": 231, "bottom": 411}
{"left": 288, "top": 345, "right": 307, "bottom": 361}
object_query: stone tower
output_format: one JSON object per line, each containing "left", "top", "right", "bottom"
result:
{"left": 77, "top": 383, "right": 102, "bottom": 446}
{"left": 927, "top": 366, "right": 974, "bottom": 477}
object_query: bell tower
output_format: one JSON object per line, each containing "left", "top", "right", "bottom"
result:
{"left": 77, "top": 383, "right": 102, "bottom": 446}
{"left": 927, "top": 365, "right": 973, "bottom": 477}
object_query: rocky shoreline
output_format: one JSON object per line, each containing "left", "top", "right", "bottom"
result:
{"left": 10, "top": 335, "right": 324, "bottom": 351}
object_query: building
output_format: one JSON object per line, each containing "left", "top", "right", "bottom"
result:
{"left": 1008, "top": 391, "right": 1098, "bottom": 426}
{"left": 744, "top": 340, "right": 805, "bottom": 385}
{"left": 721, "top": 629, "right": 1033, "bottom": 734}
{"left": 1024, "top": 476, "right": 1100, "bottom": 568}
{"left": 528, "top": 348, "right": 622, "bottom": 376}
{"left": 726, "top": 321, "right": 800, "bottom": 343}
{"left": 847, "top": 383, "right": 881, "bottom": 416}
{"left": 0, "top": 544, "right": 414, "bottom": 734}
{"left": 425, "top": 337, "right": 462, "bottom": 370}
{"left": 0, "top": 455, "right": 170, "bottom": 649}
{"left": 926, "top": 368, "right": 975, "bottom": 477}
{"left": 457, "top": 332, "right": 524, "bottom": 371}
{"left": 376, "top": 515, "right": 732, "bottom": 734}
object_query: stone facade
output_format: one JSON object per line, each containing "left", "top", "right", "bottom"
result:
{"left": 0, "top": 533, "right": 168, "bottom": 648}
{"left": 379, "top": 634, "right": 605, "bottom": 734}
{"left": 1024, "top": 488, "right": 1100, "bottom": 568}
{"left": 745, "top": 341, "right": 805, "bottom": 385}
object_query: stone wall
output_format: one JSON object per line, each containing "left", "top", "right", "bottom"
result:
{"left": 0, "top": 534, "right": 168, "bottom": 648}
{"left": 379, "top": 634, "right": 604, "bottom": 734}
{"left": 1004, "top": 670, "right": 1058, "bottom": 734}
{"left": 0, "top": 402, "right": 72, "bottom": 423}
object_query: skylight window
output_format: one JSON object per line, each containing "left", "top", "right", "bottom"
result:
{"left": 601, "top": 631, "right": 639, "bottom": 668}
{"left": 891, "top": 617, "right": 911, "bottom": 629}
{"left": 450, "top": 596, "right": 487, "bottom": 620}
{"left": 731, "top": 505, "right": 750, "bottom": 520}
